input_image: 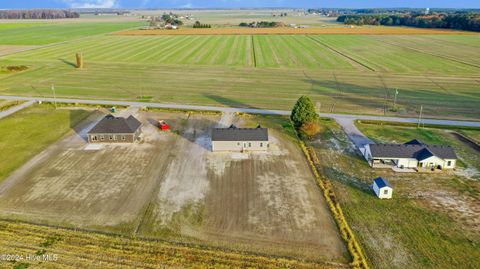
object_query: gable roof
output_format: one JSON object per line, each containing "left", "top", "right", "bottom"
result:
{"left": 212, "top": 126, "right": 268, "bottom": 141}
{"left": 374, "top": 177, "right": 392, "bottom": 189}
{"left": 369, "top": 142, "right": 457, "bottom": 160}
{"left": 88, "top": 114, "right": 141, "bottom": 134}
{"left": 404, "top": 139, "right": 424, "bottom": 145}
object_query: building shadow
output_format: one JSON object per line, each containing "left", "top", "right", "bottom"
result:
{"left": 59, "top": 59, "right": 77, "bottom": 68}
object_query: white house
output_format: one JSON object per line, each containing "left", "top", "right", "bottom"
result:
{"left": 373, "top": 177, "right": 393, "bottom": 199}
{"left": 211, "top": 125, "right": 268, "bottom": 152}
{"left": 363, "top": 139, "right": 457, "bottom": 170}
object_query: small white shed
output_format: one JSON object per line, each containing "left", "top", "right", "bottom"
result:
{"left": 372, "top": 177, "right": 393, "bottom": 199}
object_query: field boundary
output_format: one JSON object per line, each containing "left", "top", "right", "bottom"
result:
{"left": 306, "top": 36, "right": 376, "bottom": 72}
{"left": 293, "top": 121, "right": 370, "bottom": 269}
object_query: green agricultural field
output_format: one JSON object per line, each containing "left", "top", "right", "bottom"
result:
{"left": 312, "top": 35, "right": 480, "bottom": 74}
{"left": 1, "top": 26, "right": 480, "bottom": 120}
{"left": 0, "top": 60, "right": 479, "bottom": 119}
{"left": 309, "top": 118, "right": 480, "bottom": 269}
{"left": 0, "top": 104, "right": 91, "bottom": 183}
{"left": 0, "top": 21, "right": 145, "bottom": 45}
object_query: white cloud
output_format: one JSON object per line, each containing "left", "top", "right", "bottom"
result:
{"left": 62, "top": 0, "right": 118, "bottom": 8}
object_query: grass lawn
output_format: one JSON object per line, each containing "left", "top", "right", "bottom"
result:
{"left": 308, "top": 118, "right": 480, "bottom": 269}
{"left": 0, "top": 104, "right": 91, "bottom": 183}
{"left": 0, "top": 21, "right": 145, "bottom": 45}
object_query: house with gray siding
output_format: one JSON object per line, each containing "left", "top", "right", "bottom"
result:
{"left": 212, "top": 125, "right": 268, "bottom": 152}
{"left": 88, "top": 114, "right": 142, "bottom": 143}
{"left": 364, "top": 139, "right": 457, "bottom": 170}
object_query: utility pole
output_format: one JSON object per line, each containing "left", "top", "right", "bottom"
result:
{"left": 51, "top": 84, "right": 57, "bottom": 109}
{"left": 393, "top": 88, "right": 398, "bottom": 109}
{"left": 417, "top": 105, "right": 423, "bottom": 128}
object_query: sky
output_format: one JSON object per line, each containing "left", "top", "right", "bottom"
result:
{"left": 1, "top": 0, "right": 479, "bottom": 9}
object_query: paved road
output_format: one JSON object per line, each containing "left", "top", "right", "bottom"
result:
{"left": 0, "top": 100, "right": 34, "bottom": 120}
{"left": 0, "top": 95, "right": 479, "bottom": 128}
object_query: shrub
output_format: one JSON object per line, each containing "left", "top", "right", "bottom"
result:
{"left": 300, "top": 121, "right": 323, "bottom": 138}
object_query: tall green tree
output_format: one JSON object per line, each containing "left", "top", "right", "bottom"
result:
{"left": 291, "top": 96, "right": 319, "bottom": 127}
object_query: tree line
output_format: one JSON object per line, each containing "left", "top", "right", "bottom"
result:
{"left": 0, "top": 10, "right": 79, "bottom": 19}
{"left": 193, "top": 21, "right": 211, "bottom": 28}
{"left": 239, "top": 21, "right": 284, "bottom": 28}
{"left": 337, "top": 13, "right": 480, "bottom": 32}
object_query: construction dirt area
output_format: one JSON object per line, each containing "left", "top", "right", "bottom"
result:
{"left": 0, "top": 109, "right": 346, "bottom": 263}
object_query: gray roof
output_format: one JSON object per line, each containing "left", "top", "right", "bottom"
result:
{"left": 374, "top": 177, "right": 392, "bottom": 188}
{"left": 369, "top": 142, "right": 457, "bottom": 160}
{"left": 212, "top": 126, "right": 268, "bottom": 141}
{"left": 88, "top": 114, "right": 141, "bottom": 134}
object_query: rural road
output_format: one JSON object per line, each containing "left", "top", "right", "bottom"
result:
{"left": 0, "top": 100, "right": 34, "bottom": 120}
{"left": 0, "top": 95, "right": 479, "bottom": 127}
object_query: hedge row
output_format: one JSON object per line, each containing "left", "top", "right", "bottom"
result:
{"left": 293, "top": 123, "right": 370, "bottom": 269}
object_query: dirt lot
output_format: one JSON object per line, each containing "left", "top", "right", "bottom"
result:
{"left": 0, "top": 109, "right": 346, "bottom": 263}
{"left": 117, "top": 26, "right": 472, "bottom": 36}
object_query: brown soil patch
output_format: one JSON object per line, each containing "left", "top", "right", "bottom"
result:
{"left": 116, "top": 27, "right": 474, "bottom": 36}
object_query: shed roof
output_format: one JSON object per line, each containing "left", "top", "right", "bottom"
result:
{"left": 88, "top": 114, "right": 141, "bottom": 134}
{"left": 369, "top": 143, "right": 457, "bottom": 160}
{"left": 212, "top": 126, "right": 268, "bottom": 141}
{"left": 374, "top": 177, "right": 392, "bottom": 189}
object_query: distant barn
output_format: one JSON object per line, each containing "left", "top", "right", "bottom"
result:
{"left": 87, "top": 114, "right": 141, "bottom": 143}
{"left": 211, "top": 125, "right": 268, "bottom": 152}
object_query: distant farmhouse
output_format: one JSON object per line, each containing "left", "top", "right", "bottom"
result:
{"left": 364, "top": 139, "right": 457, "bottom": 170}
{"left": 88, "top": 114, "right": 141, "bottom": 143}
{"left": 212, "top": 125, "right": 268, "bottom": 152}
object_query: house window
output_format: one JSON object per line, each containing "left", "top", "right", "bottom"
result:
{"left": 383, "top": 189, "right": 389, "bottom": 195}
{"left": 237, "top": 142, "right": 240, "bottom": 146}
{"left": 100, "top": 135, "right": 104, "bottom": 141}
{"left": 260, "top": 143, "right": 263, "bottom": 147}
{"left": 91, "top": 136, "right": 97, "bottom": 141}
{"left": 122, "top": 136, "right": 126, "bottom": 141}
{"left": 248, "top": 143, "right": 251, "bottom": 147}
{"left": 447, "top": 161, "right": 452, "bottom": 166}
{"left": 109, "top": 135, "right": 113, "bottom": 140}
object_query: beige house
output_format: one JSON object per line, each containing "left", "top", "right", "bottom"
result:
{"left": 211, "top": 125, "right": 268, "bottom": 152}
{"left": 364, "top": 139, "right": 457, "bottom": 170}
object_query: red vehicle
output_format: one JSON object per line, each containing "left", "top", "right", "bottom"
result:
{"left": 158, "top": 120, "right": 170, "bottom": 131}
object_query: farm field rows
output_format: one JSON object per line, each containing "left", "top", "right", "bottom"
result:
{"left": 0, "top": 21, "right": 145, "bottom": 45}
{"left": 310, "top": 35, "right": 480, "bottom": 73}
{"left": 371, "top": 35, "right": 480, "bottom": 67}
{"left": 0, "top": 62, "right": 479, "bottom": 119}
{"left": 118, "top": 26, "right": 473, "bottom": 35}
{"left": 7, "top": 34, "right": 480, "bottom": 73}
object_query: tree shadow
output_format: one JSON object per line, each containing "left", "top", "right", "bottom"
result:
{"left": 203, "top": 93, "right": 286, "bottom": 115}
